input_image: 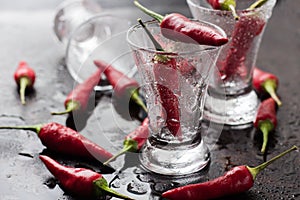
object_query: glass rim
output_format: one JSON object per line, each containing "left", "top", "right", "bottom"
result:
{"left": 126, "top": 19, "right": 226, "bottom": 56}
{"left": 186, "top": 0, "right": 277, "bottom": 14}
{"left": 65, "top": 13, "right": 130, "bottom": 55}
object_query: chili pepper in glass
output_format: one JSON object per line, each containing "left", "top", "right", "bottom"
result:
{"left": 254, "top": 98, "right": 277, "bottom": 154}
{"left": 93, "top": 59, "right": 147, "bottom": 112}
{"left": 187, "top": 0, "right": 277, "bottom": 128}
{"left": 39, "top": 155, "right": 133, "bottom": 199}
{"left": 133, "top": 0, "right": 228, "bottom": 46}
{"left": 13, "top": 61, "right": 36, "bottom": 105}
{"left": 51, "top": 68, "right": 103, "bottom": 115}
{"left": 0, "top": 122, "right": 113, "bottom": 163}
{"left": 137, "top": 18, "right": 199, "bottom": 138}
{"left": 127, "top": 20, "right": 225, "bottom": 175}
{"left": 103, "top": 117, "right": 149, "bottom": 165}
{"left": 253, "top": 67, "right": 282, "bottom": 106}
{"left": 136, "top": 18, "right": 181, "bottom": 138}
{"left": 162, "top": 145, "right": 298, "bottom": 200}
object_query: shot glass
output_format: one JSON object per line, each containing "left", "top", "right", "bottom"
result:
{"left": 127, "top": 20, "right": 226, "bottom": 175}
{"left": 53, "top": 0, "right": 132, "bottom": 92}
{"left": 54, "top": 0, "right": 102, "bottom": 45}
{"left": 65, "top": 15, "right": 131, "bottom": 89}
{"left": 187, "top": 0, "right": 277, "bottom": 128}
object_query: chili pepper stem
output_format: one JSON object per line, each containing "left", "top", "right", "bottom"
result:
{"left": 262, "top": 79, "right": 282, "bottom": 106}
{"left": 134, "top": 1, "right": 164, "bottom": 22}
{"left": 248, "top": 0, "right": 269, "bottom": 10}
{"left": 247, "top": 145, "right": 298, "bottom": 180}
{"left": 19, "top": 77, "right": 31, "bottom": 105}
{"left": 137, "top": 18, "right": 163, "bottom": 51}
{"left": 129, "top": 88, "right": 148, "bottom": 113}
{"left": 103, "top": 145, "right": 132, "bottom": 166}
{"left": 103, "top": 139, "right": 138, "bottom": 166}
{"left": 93, "top": 178, "right": 133, "bottom": 200}
{"left": 259, "top": 120, "right": 274, "bottom": 154}
{"left": 228, "top": 4, "right": 239, "bottom": 20}
{"left": 137, "top": 19, "right": 169, "bottom": 63}
{"left": 51, "top": 101, "right": 80, "bottom": 115}
{"left": 0, "top": 124, "right": 42, "bottom": 134}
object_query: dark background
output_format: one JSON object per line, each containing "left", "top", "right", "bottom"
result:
{"left": 0, "top": 0, "right": 299, "bottom": 199}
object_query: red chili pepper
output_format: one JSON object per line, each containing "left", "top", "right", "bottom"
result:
{"left": 253, "top": 67, "right": 282, "bottom": 106}
{"left": 137, "top": 18, "right": 196, "bottom": 77}
{"left": 103, "top": 117, "right": 149, "bottom": 165}
{"left": 221, "top": 14, "right": 265, "bottom": 80}
{"left": 13, "top": 61, "right": 36, "bottom": 105}
{"left": 207, "top": 0, "right": 239, "bottom": 20}
{"left": 0, "top": 122, "right": 113, "bottom": 163}
{"left": 134, "top": 1, "right": 228, "bottom": 46}
{"left": 162, "top": 146, "right": 298, "bottom": 200}
{"left": 93, "top": 60, "right": 147, "bottom": 113}
{"left": 254, "top": 98, "right": 277, "bottom": 153}
{"left": 154, "top": 56, "right": 181, "bottom": 137}
{"left": 137, "top": 19, "right": 186, "bottom": 138}
{"left": 39, "top": 155, "right": 133, "bottom": 199}
{"left": 51, "top": 68, "right": 103, "bottom": 115}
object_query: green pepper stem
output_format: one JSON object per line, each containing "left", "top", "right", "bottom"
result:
{"left": 94, "top": 178, "right": 134, "bottom": 200}
{"left": 248, "top": 0, "right": 269, "bottom": 10}
{"left": 222, "top": 0, "right": 239, "bottom": 20}
{"left": 228, "top": 4, "right": 239, "bottom": 20}
{"left": 103, "top": 145, "right": 132, "bottom": 166}
{"left": 137, "top": 19, "right": 169, "bottom": 63}
{"left": 0, "top": 124, "right": 42, "bottom": 134}
{"left": 259, "top": 120, "right": 274, "bottom": 154}
{"left": 51, "top": 101, "right": 80, "bottom": 115}
{"left": 103, "top": 139, "right": 138, "bottom": 166}
{"left": 137, "top": 18, "right": 164, "bottom": 51}
{"left": 263, "top": 79, "right": 282, "bottom": 106}
{"left": 134, "top": 1, "right": 164, "bottom": 22}
{"left": 129, "top": 88, "right": 148, "bottom": 113}
{"left": 247, "top": 145, "right": 298, "bottom": 180}
{"left": 19, "top": 77, "right": 30, "bottom": 105}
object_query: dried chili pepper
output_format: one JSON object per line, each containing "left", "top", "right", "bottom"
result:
{"left": 221, "top": 14, "right": 265, "bottom": 80}
{"left": 103, "top": 117, "right": 149, "bottom": 165}
{"left": 162, "top": 145, "right": 298, "bottom": 200}
{"left": 51, "top": 68, "right": 103, "bottom": 115}
{"left": 207, "top": 0, "right": 239, "bottom": 20}
{"left": 137, "top": 19, "right": 181, "bottom": 137}
{"left": 93, "top": 60, "right": 147, "bottom": 113}
{"left": 253, "top": 67, "right": 282, "bottom": 106}
{"left": 0, "top": 122, "right": 113, "bottom": 163}
{"left": 254, "top": 98, "right": 277, "bottom": 153}
{"left": 13, "top": 61, "right": 36, "bottom": 105}
{"left": 134, "top": 1, "right": 228, "bottom": 46}
{"left": 39, "top": 155, "right": 133, "bottom": 199}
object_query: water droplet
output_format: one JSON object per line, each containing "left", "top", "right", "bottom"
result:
{"left": 152, "top": 182, "right": 179, "bottom": 193}
{"left": 44, "top": 177, "right": 57, "bottom": 189}
{"left": 136, "top": 173, "right": 154, "bottom": 183}
{"left": 127, "top": 180, "right": 148, "bottom": 195}
{"left": 111, "top": 179, "right": 121, "bottom": 189}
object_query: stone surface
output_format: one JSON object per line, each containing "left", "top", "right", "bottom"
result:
{"left": 0, "top": 0, "right": 299, "bottom": 199}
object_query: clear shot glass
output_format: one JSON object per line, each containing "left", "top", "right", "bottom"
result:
{"left": 187, "top": 0, "right": 277, "bottom": 128}
{"left": 127, "top": 20, "right": 226, "bottom": 175}
{"left": 53, "top": 0, "right": 132, "bottom": 92}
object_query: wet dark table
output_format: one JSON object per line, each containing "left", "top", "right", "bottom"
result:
{"left": 0, "top": 0, "right": 299, "bottom": 199}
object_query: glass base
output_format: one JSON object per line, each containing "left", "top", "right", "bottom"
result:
{"left": 204, "top": 90, "right": 259, "bottom": 128}
{"left": 139, "top": 137, "right": 210, "bottom": 176}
